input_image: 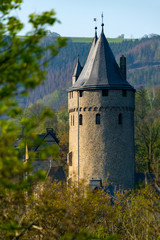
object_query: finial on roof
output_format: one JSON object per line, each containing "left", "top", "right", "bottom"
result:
{"left": 93, "top": 18, "right": 97, "bottom": 37}
{"left": 101, "top": 12, "right": 104, "bottom": 32}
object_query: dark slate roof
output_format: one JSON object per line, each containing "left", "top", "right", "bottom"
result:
{"left": 47, "top": 166, "right": 66, "bottom": 182}
{"left": 70, "top": 29, "right": 134, "bottom": 91}
{"left": 72, "top": 57, "right": 83, "bottom": 77}
{"left": 34, "top": 128, "right": 59, "bottom": 152}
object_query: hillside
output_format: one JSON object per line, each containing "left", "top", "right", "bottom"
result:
{"left": 24, "top": 35, "right": 160, "bottom": 109}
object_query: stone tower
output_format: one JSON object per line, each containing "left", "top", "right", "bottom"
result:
{"left": 68, "top": 25, "right": 135, "bottom": 190}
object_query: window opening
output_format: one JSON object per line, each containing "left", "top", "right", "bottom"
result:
{"left": 79, "top": 114, "right": 83, "bottom": 125}
{"left": 96, "top": 114, "right": 100, "bottom": 125}
{"left": 118, "top": 113, "right": 122, "bottom": 124}
{"left": 69, "top": 152, "right": 72, "bottom": 166}
{"left": 79, "top": 91, "right": 84, "bottom": 97}
{"left": 122, "top": 90, "right": 127, "bottom": 97}
{"left": 71, "top": 115, "right": 72, "bottom": 126}
{"left": 102, "top": 89, "right": 108, "bottom": 96}
{"left": 73, "top": 115, "right": 74, "bottom": 126}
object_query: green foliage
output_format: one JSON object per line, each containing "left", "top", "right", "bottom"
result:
{"left": 38, "top": 89, "right": 67, "bottom": 111}
{"left": 61, "top": 231, "right": 117, "bottom": 240}
{"left": 0, "top": 0, "right": 67, "bottom": 237}
{"left": 4, "top": 181, "right": 157, "bottom": 240}
{"left": 1, "top": 2, "right": 160, "bottom": 239}
{"left": 135, "top": 86, "right": 160, "bottom": 173}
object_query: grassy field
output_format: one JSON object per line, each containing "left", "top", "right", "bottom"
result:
{"left": 69, "top": 37, "right": 133, "bottom": 43}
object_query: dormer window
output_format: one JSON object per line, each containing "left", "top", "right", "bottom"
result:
{"left": 102, "top": 90, "right": 108, "bottom": 96}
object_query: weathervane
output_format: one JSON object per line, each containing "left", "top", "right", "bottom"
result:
{"left": 101, "top": 12, "right": 104, "bottom": 32}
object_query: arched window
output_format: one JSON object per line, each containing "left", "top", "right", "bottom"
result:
{"left": 96, "top": 114, "right": 100, "bottom": 125}
{"left": 79, "top": 114, "right": 83, "bottom": 125}
{"left": 118, "top": 113, "right": 122, "bottom": 124}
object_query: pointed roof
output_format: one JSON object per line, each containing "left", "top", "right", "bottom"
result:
{"left": 70, "top": 29, "right": 134, "bottom": 91}
{"left": 72, "top": 56, "right": 83, "bottom": 78}
{"left": 34, "top": 128, "right": 59, "bottom": 152}
{"left": 47, "top": 166, "right": 66, "bottom": 182}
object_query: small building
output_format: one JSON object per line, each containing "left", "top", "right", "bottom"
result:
{"left": 27, "top": 128, "right": 66, "bottom": 182}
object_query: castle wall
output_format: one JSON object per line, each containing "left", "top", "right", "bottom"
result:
{"left": 68, "top": 90, "right": 135, "bottom": 189}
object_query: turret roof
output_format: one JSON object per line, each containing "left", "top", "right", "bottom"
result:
{"left": 72, "top": 56, "right": 83, "bottom": 78}
{"left": 70, "top": 29, "right": 134, "bottom": 91}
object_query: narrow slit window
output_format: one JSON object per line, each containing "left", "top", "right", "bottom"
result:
{"left": 79, "top": 114, "right": 83, "bottom": 125}
{"left": 118, "top": 113, "right": 122, "bottom": 124}
{"left": 69, "top": 152, "right": 72, "bottom": 166}
{"left": 102, "top": 89, "right": 108, "bottom": 96}
{"left": 71, "top": 115, "right": 72, "bottom": 126}
{"left": 96, "top": 114, "right": 100, "bottom": 125}
{"left": 73, "top": 115, "right": 74, "bottom": 126}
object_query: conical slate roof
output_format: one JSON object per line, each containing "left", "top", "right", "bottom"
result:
{"left": 70, "top": 29, "right": 134, "bottom": 91}
{"left": 72, "top": 57, "right": 83, "bottom": 78}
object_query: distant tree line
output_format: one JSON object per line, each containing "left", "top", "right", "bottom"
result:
{"left": 22, "top": 36, "right": 160, "bottom": 110}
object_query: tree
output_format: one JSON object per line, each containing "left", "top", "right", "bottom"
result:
{"left": 0, "top": 0, "right": 66, "bottom": 238}
{"left": 135, "top": 87, "right": 160, "bottom": 173}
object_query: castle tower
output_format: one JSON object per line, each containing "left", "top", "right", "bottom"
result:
{"left": 68, "top": 24, "right": 135, "bottom": 190}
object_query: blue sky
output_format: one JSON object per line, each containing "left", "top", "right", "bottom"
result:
{"left": 15, "top": 0, "right": 160, "bottom": 38}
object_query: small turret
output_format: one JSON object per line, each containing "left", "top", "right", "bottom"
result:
{"left": 120, "top": 55, "right": 126, "bottom": 80}
{"left": 72, "top": 56, "right": 83, "bottom": 85}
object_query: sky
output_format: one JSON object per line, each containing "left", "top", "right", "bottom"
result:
{"left": 14, "top": 0, "right": 160, "bottom": 39}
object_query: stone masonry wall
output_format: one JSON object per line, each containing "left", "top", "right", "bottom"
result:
{"left": 68, "top": 89, "right": 135, "bottom": 189}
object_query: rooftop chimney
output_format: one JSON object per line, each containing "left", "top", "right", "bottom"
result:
{"left": 120, "top": 55, "right": 126, "bottom": 80}
{"left": 47, "top": 128, "right": 53, "bottom": 135}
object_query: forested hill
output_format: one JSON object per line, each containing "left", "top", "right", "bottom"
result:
{"left": 24, "top": 35, "right": 160, "bottom": 109}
